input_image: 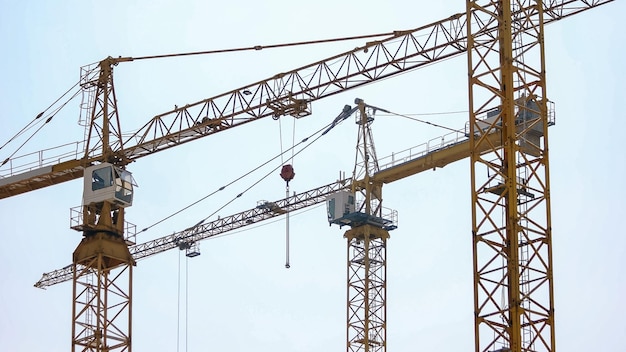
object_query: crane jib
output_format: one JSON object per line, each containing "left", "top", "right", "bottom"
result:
{"left": 0, "top": 0, "right": 610, "bottom": 200}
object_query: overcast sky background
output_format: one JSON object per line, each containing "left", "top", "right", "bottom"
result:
{"left": 0, "top": 1, "right": 624, "bottom": 351}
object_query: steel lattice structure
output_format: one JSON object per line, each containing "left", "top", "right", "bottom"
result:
{"left": 343, "top": 102, "right": 394, "bottom": 351}
{"left": 467, "top": 0, "right": 554, "bottom": 350}
{"left": 72, "top": 252, "right": 132, "bottom": 352}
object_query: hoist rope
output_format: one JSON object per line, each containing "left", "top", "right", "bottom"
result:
{"left": 140, "top": 115, "right": 346, "bottom": 235}
{"left": 140, "top": 107, "right": 463, "bottom": 235}
{"left": 278, "top": 116, "right": 298, "bottom": 165}
{"left": 278, "top": 119, "right": 284, "bottom": 165}
{"left": 137, "top": 138, "right": 294, "bottom": 233}
{"left": 191, "top": 120, "right": 336, "bottom": 227}
{"left": 176, "top": 251, "right": 190, "bottom": 352}
{"left": 177, "top": 250, "right": 181, "bottom": 352}
{"left": 185, "top": 254, "right": 189, "bottom": 352}
{"left": 286, "top": 120, "right": 296, "bottom": 269}
{"left": 290, "top": 119, "right": 296, "bottom": 165}
{"left": 207, "top": 203, "right": 325, "bottom": 242}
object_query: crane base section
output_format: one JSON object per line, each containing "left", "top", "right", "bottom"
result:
{"left": 71, "top": 231, "right": 134, "bottom": 351}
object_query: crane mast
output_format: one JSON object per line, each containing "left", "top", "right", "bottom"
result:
{"left": 324, "top": 100, "right": 397, "bottom": 351}
{"left": 467, "top": 1, "right": 554, "bottom": 351}
{"left": 71, "top": 57, "right": 136, "bottom": 352}
{"left": 344, "top": 101, "right": 393, "bottom": 352}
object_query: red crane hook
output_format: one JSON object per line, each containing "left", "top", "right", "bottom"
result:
{"left": 280, "top": 164, "right": 295, "bottom": 185}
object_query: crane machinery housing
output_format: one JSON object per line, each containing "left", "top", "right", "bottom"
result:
{"left": 0, "top": 1, "right": 621, "bottom": 351}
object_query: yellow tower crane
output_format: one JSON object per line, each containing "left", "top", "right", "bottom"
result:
{"left": 0, "top": 1, "right": 616, "bottom": 351}
{"left": 34, "top": 93, "right": 551, "bottom": 351}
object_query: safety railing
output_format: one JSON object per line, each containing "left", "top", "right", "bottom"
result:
{"left": 69, "top": 205, "right": 137, "bottom": 244}
{"left": 375, "top": 128, "right": 468, "bottom": 172}
{"left": 0, "top": 141, "right": 85, "bottom": 179}
{"left": 0, "top": 129, "right": 142, "bottom": 180}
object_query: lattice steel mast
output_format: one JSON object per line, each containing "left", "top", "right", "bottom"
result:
{"left": 71, "top": 57, "right": 135, "bottom": 352}
{"left": 325, "top": 100, "right": 397, "bottom": 352}
{"left": 466, "top": 1, "right": 554, "bottom": 351}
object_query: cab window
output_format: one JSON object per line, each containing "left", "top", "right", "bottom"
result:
{"left": 92, "top": 167, "right": 113, "bottom": 191}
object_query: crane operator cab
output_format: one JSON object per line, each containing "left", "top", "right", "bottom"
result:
{"left": 83, "top": 163, "right": 137, "bottom": 208}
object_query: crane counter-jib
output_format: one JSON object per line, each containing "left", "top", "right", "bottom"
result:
{"left": 373, "top": 132, "right": 503, "bottom": 184}
{"left": 0, "top": 0, "right": 606, "bottom": 201}
{"left": 0, "top": 159, "right": 85, "bottom": 199}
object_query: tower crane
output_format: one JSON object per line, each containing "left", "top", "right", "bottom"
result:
{"left": 36, "top": 95, "right": 552, "bottom": 350}
{"left": 0, "top": 1, "right": 615, "bottom": 351}
{"left": 34, "top": 178, "right": 352, "bottom": 288}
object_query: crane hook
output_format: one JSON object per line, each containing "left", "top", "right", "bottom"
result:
{"left": 280, "top": 164, "right": 295, "bottom": 269}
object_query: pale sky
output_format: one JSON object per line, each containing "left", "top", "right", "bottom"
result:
{"left": 0, "top": 1, "right": 624, "bottom": 351}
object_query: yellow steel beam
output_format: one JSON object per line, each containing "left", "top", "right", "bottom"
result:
{"left": 372, "top": 132, "right": 502, "bottom": 184}
{"left": 0, "top": 159, "right": 86, "bottom": 199}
